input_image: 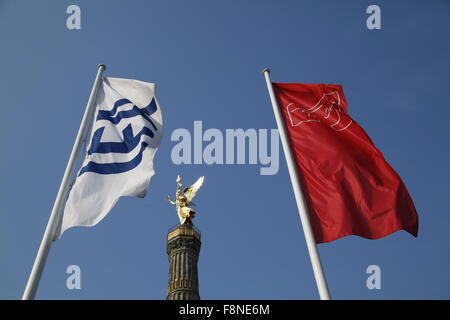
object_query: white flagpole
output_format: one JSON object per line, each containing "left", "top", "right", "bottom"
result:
{"left": 22, "top": 64, "right": 106, "bottom": 300}
{"left": 262, "top": 68, "right": 331, "bottom": 300}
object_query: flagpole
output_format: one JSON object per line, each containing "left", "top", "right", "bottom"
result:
{"left": 262, "top": 68, "right": 331, "bottom": 300}
{"left": 22, "top": 64, "right": 106, "bottom": 300}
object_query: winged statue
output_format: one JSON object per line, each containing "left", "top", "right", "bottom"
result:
{"left": 167, "top": 175, "right": 204, "bottom": 225}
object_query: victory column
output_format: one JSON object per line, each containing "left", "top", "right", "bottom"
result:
{"left": 166, "top": 175, "right": 204, "bottom": 300}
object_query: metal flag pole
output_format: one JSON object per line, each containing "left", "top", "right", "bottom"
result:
{"left": 22, "top": 64, "right": 106, "bottom": 300}
{"left": 262, "top": 68, "right": 331, "bottom": 300}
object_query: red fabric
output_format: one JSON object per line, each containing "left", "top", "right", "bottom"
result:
{"left": 273, "top": 83, "right": 418, "bottom": 243}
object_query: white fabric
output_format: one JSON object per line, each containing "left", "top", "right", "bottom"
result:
{"left": 56, "top": 77, "right": 163, "bottom": 238}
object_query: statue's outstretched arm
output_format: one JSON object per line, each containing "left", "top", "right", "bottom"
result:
{"left": 167, "top": 195, "right": 176, "bottom": 205}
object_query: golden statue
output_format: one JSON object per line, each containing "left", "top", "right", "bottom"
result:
{"left": 167, "top": 175, "right": 204, "bottom": 225}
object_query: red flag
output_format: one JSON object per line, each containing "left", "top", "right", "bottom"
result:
{"left": 273, "top": 83, "right": 418, "bottom": 243}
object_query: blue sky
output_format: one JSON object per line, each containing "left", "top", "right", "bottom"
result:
{"left": 1, "top": 0, "right": 449, "bottom": 299}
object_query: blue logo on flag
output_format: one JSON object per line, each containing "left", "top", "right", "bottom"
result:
{"left": 79, "top": 98, "right": 158, "bottom": 175}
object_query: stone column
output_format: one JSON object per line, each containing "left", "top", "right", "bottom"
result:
{"left": 166, "top": 223, "right": 201, "bottom": 300}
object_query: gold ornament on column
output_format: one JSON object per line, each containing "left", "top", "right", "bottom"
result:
{"left": 167, "top": 175, "right": 204, "bottom": 225}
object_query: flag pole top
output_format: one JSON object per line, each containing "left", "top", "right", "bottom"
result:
{"left": 98, "top": 64, "right": 107, "bottom": 71}
{"left": 262, "top": 68, "right": 271, "bottom": 74}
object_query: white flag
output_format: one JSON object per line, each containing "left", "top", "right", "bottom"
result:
{"left": 56, "top": 77, "right": 163, "bottom": 238}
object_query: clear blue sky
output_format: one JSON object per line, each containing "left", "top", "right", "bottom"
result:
{"left": 1, "top": 0, "right": 449, "bottom": 299}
